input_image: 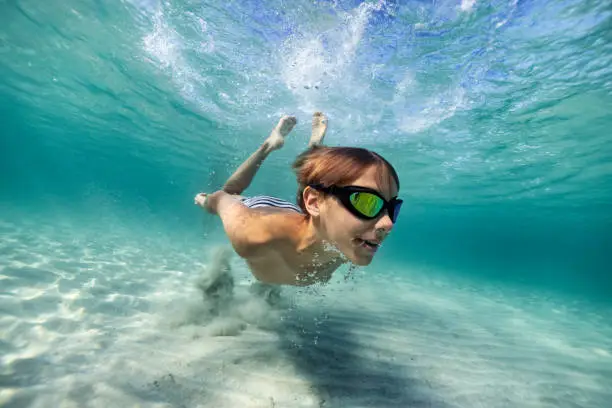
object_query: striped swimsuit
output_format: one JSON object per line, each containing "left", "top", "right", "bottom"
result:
{"left": 241, "top": 195, "right": 302, "bottom": 213}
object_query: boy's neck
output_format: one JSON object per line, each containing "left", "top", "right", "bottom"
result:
{"left": 295, "top": 216, "right": 347, "bottom": 265}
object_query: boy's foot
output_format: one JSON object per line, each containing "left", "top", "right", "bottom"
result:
{"left": 308, "top": 112, "right": 328, "bottom": 148}
{"left": 264, "top": 115, "right": 297, "bottom": 154}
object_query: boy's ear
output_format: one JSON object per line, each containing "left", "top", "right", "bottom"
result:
{"left": 302, "top": 186, "right": 321, "bottom": 217}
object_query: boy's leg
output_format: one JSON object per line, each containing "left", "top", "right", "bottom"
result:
{"left": 222, "top": 115, "right": 297, "bottom": 195}
{"left": 308, "top": 112, "right": 328, "bottom": 148}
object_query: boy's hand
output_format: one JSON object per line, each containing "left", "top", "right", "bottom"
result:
{"left": 194, "top": 192, "right": 215, "bottom": 214}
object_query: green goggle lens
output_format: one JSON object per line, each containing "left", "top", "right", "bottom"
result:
{"left": 349, "top": 192, "right": 384, "bottom": 217}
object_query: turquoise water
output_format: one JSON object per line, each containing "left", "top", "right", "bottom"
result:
{"left": 1, "top": 0, "right": 612, "bottom": 406}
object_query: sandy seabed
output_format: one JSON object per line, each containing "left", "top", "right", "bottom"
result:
{"left": 1, "top": 218, "right": 611, "bottom": 408}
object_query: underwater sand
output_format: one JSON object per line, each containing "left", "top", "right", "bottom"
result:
{"left": 1, "top": 217, "right": 611, "bottom": 408}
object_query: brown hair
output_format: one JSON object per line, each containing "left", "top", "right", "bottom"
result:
{"left": 291, "top": 146, "right": 400, "bottom": 214}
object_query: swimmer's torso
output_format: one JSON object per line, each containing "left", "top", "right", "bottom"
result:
{"left": 241, "top": 209, "right": 344, "bottom": 285}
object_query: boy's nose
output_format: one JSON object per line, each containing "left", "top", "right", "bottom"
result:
{"left": 375, "top": 213, "right": 394, "bottom": 236}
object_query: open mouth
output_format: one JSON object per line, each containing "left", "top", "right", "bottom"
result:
{"left": 355, "top": 238, "right": 380, "bottom": 251}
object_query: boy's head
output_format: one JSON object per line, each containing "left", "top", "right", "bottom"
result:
{"left": 292, "top": 146, "right": 401, "bottom": 265}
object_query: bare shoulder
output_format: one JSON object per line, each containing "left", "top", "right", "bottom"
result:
{"left": 222, "top": 204, "right": 300, "bottom": 258}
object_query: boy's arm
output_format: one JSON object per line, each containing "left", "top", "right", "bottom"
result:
{"left": 197, "top": 191, "right": 274, "bottom": 258}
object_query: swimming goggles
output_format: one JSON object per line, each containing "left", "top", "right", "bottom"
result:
{"left": 308, "top": 184, "right": 403, "bottom": 223}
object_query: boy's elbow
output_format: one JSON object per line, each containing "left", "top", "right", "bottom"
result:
{"left": 221, "top": 206, "right": 272, "bottom": 258}
{"left": 232, "top": 241, "right": 258, "bottom": 258}
{"left": 230, "top": 233, "right": 270, "bottom": 258}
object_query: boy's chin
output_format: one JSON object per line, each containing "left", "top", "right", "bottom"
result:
{"left": 348, "top": 252, "right": 374, "bottom": 266}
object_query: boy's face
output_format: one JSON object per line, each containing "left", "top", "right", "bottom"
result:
{"left": 317, "top": 165, "right": 398, "bottom": 265}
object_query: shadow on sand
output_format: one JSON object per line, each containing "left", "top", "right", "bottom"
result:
{"left": 274, "top": 305, "right": 453, "bottom": 408}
